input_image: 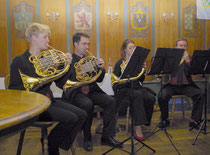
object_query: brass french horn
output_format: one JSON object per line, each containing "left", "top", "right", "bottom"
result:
{"left": 19, "top": 45, "right": 70, "bottom": 91}
{"left": 63, "top": 51, "right": 102, "bottom": 92}
{"left": 111, "top": 68, "right": 145, "bottom": 86}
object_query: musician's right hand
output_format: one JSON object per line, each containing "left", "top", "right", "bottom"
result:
{"left": 96, "top": 58, "right": 104, "bottom": 68}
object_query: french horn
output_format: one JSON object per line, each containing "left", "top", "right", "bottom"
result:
{"left": 19, "top": 45, "right": 70, "bottom": 91}
{"left": 63, "top": 51, "right": 102, "bottom": 93}
{"left": 111, "top": 68, "right": 145, "bottom": 86}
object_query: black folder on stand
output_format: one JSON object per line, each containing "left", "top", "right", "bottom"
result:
{"left": 147, "top": 48, "right": 184, "bottom": 75}
{"left": 120, "top": 46, "right": 150, "bottom": 79}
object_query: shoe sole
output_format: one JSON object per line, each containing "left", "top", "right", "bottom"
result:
{"left": 101, "top": 142, "right": 123, "bottom": 148}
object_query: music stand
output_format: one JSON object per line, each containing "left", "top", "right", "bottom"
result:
{"left": 147, "top": 48, "right": 185, "bottom": 155}
{"left": 103, "top": 46, "right": 156, "bottom": 155}
{"left": 189, "top": 49, "right": 210, "bottom": 145}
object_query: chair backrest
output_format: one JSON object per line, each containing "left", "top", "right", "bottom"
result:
{"left": 4, "top": 74, "right": 10, "bottom": 89}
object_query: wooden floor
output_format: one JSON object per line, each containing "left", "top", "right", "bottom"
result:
{"left": 1, "top": 110, "right": 210, "bottom": 155}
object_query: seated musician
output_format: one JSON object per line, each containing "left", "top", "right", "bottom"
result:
{"left": 58, "top": 33, "right": 122, "bottom": 151}
{"left": 112, "top": 39, "right": 156, "bottom": 140}
{"left": 9, "top": 23, "right": 88, "bottom": 155}
{"left": 158, "top": 38, "right": 204, "bottom": 128}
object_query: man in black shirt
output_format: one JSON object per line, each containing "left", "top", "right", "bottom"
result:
{"left": 158, "top": 38, "right": 204, "bottom": 128}
{"left": 60, "top": 33, "right": 122, "bottom": 151}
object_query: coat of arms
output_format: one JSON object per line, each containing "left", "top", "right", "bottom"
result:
{"left": 129, "top": 2, "right": 150, "bottom": 38}
{"left": 72, "top": 0, "right": 93, "bottom": 33}
{"left": 183, "top": 4, "right": 201, "bottom": 38}
{"left": 13, "top": 1, "right": 34, "bottom": 39}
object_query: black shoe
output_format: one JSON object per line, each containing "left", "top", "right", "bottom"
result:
{"left": 83, "top": 139, "right": 93, "bottom": 151}
{"left": 159, "top": 120, "right": 170, "bottom": 128}
{"left": 101, "top": 136, "right": 123, "bottom": 148}
{"left": 189, "top": 121, "right": 200, "bottom": 130}
{"left": 48, "top": 147, "right": 60, "bottom": 155}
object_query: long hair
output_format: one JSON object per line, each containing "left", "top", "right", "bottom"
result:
{"left": 120, "top": 39, "right": 135, "bottom": 60}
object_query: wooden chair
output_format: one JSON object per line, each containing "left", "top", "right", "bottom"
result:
{"left": 4, "top": 74, "right": 75, "bottom": 155}
{"left": 169, "top": 95, "right": 193, "bottom": 127}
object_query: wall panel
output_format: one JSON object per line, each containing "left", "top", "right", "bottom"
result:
{"left": 70, "top": 0, "right": 96, "bottom": 55}
{"left": 127, "top": 0, "right": 152, "bottom": 80}
{"left": 99, "top": 0, "right": 124, "bottom": 71}
{"left": 9, "top": 0, "right": 36, "bottom": 59}
{"left": 155, "top": 0, "right": 178, "bottom": 48}
{"left": 181, "top": 0, "right": 203, "bottom": 55}
{"left": 40, "top": 0, "right": 67, "bottom": 52}
{"left": 0, "top": 0, "right": 9, "bottom": 77}
{"left": 207, "top": 20, "right": 210, "bottom": 49}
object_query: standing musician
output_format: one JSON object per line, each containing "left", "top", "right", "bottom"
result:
{"left": 9, "top": 23, "right": 88, "bottom": 155}
{"left": 58, "top": 33, "right": 122, "bottom": 151}
{"left": 158, "top": 38, "right": 204, "bottom": 128}
{"left": 112, "top": 39, "right": 156, "bottom": 140}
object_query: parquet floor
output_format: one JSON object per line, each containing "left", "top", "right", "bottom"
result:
{"left": 1, "top": 110, "right": 210, "bottom": 155}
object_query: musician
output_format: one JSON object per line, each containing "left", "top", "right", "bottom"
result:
{"left": 158, "top": 38, "right": 204, "bottom": 128}
{"left": 112, "top": 39, "right": 156, "bottom": 140}
{"left": 59, "top": 33, "right": 121, "bottom": 151}
{"left": 9, "top": 23, "right": 87, "bottom": 155}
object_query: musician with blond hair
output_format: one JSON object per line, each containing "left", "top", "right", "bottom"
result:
{"left": 9, "top": 23, "right": 87, "bottom": 155}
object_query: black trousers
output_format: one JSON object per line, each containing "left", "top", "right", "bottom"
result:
{"left": 117, "top": 87, "right": 156, "bottom": 126}
{"left": 158, "top": 84, "right": 204, "bottom": 121}
{"left": 38, "top": 98, "right": 87, "bottom": 150}
{"left": 72, "top": 91, "right": 116, "bottom": 140}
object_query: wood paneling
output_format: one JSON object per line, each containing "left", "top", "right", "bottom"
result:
{"left": 206, "top": 20, "right": 210, "bottom": 49}
{"left": 99, "top": 0, "right": 124, "bottom": 72}
{"left": 155, "top": 0, "right": 178, "bottom": 48}
{"left": 70, "top": 0, "right": 96, "bottom": 56}
{"left": 128, "top": 0, "right": 153, "bottom": 80}
{"left": 40, "top": 0, "right": 67, "bottom": 52}
{"left": 0, "top": 0, "right": 9, "bottom": 77}
{"left": 9, "top": 0, "right": 36, "bottom": 59}
{"left": 181, "top": 0, "right": 203, "bottom": 55}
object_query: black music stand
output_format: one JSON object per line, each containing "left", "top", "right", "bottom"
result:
{"left": 189, "top": 49, "right": 210, "bottom": 145}
{"left": 103, "top": 46, "right": 156, "bottom": 155}
{"left": 147, "top": 48, "right": 184, "bottom": 155}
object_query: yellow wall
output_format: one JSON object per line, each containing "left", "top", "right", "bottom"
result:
{"left": 0, "top": 0, "right": 209, "bottom": 79}
{"left": 0, "top": 0, "right": 9, "bottom": 76}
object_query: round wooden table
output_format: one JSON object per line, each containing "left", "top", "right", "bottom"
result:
{"left": 0, "top": 89, "right": 51, "bottom": 137}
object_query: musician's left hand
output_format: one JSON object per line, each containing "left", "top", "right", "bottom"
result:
{"left": 143, "top": 62, "right": 146, "bottom": 68}
{"left": 183, "top": 51, "right": 190, "bottom": 63}
{"left": 65, "top": 53, "right": 72, "bottom": 65}
{"left": 96, "top": 58, "right": 104, "bottom": 68}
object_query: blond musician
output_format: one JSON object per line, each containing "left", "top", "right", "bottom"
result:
{"left": 158, "top": 38, "right": 204, "bottom": 128}
{"left": 9, "top": 23, "right": 87, "bottom": 155}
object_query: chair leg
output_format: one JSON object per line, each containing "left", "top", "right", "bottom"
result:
{"left": 17, "top": 129, "right": 26, "bottom": 155}
{"left": 126, "top": 107, "right": 130, "bottom": 134}
{"left": 41, "top": 127, "right": 48, "bottom": 154}
{"left": 181, "top": 97, "right": 185, "bottom": 118}
{"left": 70, "top": 146, "right": 76, "bottom": 155}
{"left": 170, "top": 98, "right": 176, "bottom": 127}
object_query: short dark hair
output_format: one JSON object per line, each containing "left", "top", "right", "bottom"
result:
{"left": 72, "top": 32, "right": 89, "bottom": 47}
{"left": 175, "top": 38, "right": 188, "bottom": 47}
